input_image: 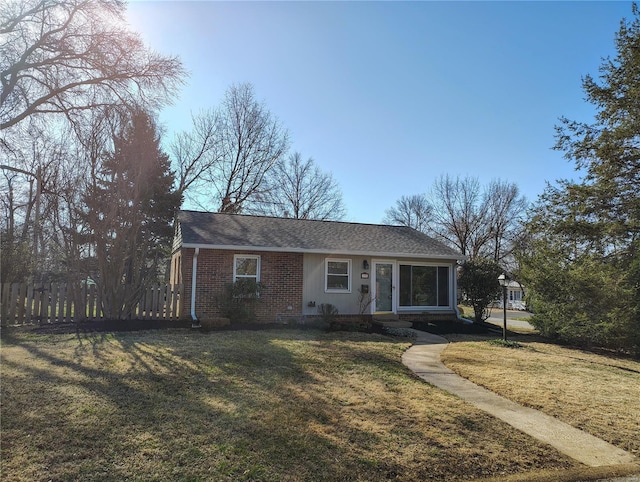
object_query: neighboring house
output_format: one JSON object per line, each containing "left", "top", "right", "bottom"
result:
{"left": 170, "top": 210, "right": 466, "bottom": 325}
{"left": 497, "top": 280, "right": 526, "bottom": 311}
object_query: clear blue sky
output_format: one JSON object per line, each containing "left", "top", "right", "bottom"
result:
{"left": 126, "top": 1, "right": 631, "bottom": 224}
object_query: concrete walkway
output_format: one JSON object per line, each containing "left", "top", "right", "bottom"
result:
{"left": 401, "top": 330, "right": 637, "bottom": 468}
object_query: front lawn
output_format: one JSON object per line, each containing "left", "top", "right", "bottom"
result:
{"left": 1, "top": 329, "right": 573, "bottom": 481}
{"left": 442, "top": 336, "right": 640, "bottom": 458}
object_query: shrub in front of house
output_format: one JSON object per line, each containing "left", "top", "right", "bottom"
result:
{"left": 318, "top": 303, "right": 339, "bottom": 327}
{"left": 318, "top": 303, "right": 372, "bottom": 332}
{"left": 216, "top": 279, "right": 264, "bottom": 324}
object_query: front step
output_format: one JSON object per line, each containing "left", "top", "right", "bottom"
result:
{"left": 372, "top": 313, "right": 412, "bottom": 329}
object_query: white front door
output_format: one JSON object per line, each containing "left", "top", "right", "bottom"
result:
{"left": 373, "top": 261, "right": 395, "bottom": 313}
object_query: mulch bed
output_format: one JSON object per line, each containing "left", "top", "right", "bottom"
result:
{"left": 2, "top": 317, "right": 500, "bottom": 337}
{"left": 1, "top": 318, "right": 329, "bottom": 336}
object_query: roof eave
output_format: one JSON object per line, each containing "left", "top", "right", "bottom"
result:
{"left": 181, "top": 243, "right": 466, "bottom": 261}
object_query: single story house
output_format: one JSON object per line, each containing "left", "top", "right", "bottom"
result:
{"left": 497, "top": 280, "right": 527, "bottom": 311}
{"left": 170, "top": 210, "right": 466, "bottom": 325}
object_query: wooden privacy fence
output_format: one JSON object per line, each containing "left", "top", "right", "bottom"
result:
{"left": 1, "top": 283, "right": 183, "bottom": 325}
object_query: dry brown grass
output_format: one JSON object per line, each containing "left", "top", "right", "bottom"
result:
{"left": 1, "top": 329, "right": 574, "bottom": 481}
{"left": 442, "top": 335, "right": 640, "bottom": 458}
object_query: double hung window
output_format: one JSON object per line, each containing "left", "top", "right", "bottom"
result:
{"left": 234, "top": 255, "right": 260, "bottom": 283}
{"left": 325, "top": 258, "right": 351, "bottom": 292}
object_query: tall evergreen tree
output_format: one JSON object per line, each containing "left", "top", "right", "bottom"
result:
{"left": 521, "top": 4, "right": 640, "bottom": 353}
{"left": 83, "top": 109, "right": 181, "bottom": 319}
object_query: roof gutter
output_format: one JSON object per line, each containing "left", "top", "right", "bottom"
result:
{"left": 181, "top": 243, "right": 467, "bottom": 261}
{"left": 190, "top": 247, "right": 201, "bottom": 328}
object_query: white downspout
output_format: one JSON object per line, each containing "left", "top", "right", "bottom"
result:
{"left": 190, "top": 247, "right": 201, "bottom": 328}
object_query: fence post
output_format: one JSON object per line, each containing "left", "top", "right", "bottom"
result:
{"left": 95, "top": 286, "right": 102, "bottom": 320}
{"left": 58, "top": 283, "right": 67, "bottom": 323}
{"left": 50, "top": 283, "right": 59, "bottom": 323}
{"left": 1, "top": 283, "right": 9, "bottom": 325}
{"left": 75, "top": 283, "right": 87, "bottom": 322}
{"left": 8, "top": 283, "right": 19, "bottom": 324}
{"left": 143, "top": 286, "right": 151, "bottom": 320}
{"left": 173, "top": 284, "right": 182, "bottom": 320}
{"left": 25, "top": 284, "right": 35, "bottom": 324}
{"left": 40, "top": 283, "right": 50, "bottom": 323}
{"left": 162, "top": 284, "right": 171, "bottom": 320}
{"left": 16, "top": 283, "right": 27, "bottom": 324}
{"left": 153, "top": 286, "right": 160, "bottom": 319}
{"left": 32, "top": 284, "right": 41, "bottom": 323}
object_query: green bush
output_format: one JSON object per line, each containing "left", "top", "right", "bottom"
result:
{"left": 458, "top": 259, "right": 503, "bottom": 323}
{"left": 216, "top": 279, "right": 263, "bottom": 324}
{"left": 522, "top": 248, "right": 640, "bottom": 356}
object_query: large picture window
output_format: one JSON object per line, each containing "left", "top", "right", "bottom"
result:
{"left": 399, "top": 265, "right": 450, "bottom": 308}
{"left": 234, "top": 255, "right": 260, "bottom": 282}
{"left": 325, "top": 258, "right": 351, "bottom": 293}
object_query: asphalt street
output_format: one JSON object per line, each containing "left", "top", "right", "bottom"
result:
{"left": 485, "top": 309, "right": 536, "bottom": 331}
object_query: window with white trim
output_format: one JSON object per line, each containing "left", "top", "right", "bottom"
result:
{"left": 234, "top": 255, "right": 260, "bottom": 282}
{"left": 325, "top": 258, "right": 351, "bottom": 293}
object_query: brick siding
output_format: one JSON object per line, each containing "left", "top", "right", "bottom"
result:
{"left": 177, "top": 248, "right": 304, "bottom": 323}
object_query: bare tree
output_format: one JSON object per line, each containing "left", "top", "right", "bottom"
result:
{"left": 208, "top": 83, "right": 289, "bottom": 213}
{"left": 249, "top": 152, "right": 346, "bottom": 220}
{"left": 425, "top": 175, "right": 527, "bottom": 263}
{"left": 0, "top": 0, "right": 185, "bottom": 131}
{"left": 0, "top": 167, "right": 34, "bottom": 283}
{"left": 428, "top": 175, "right": 488, "bottom": 258}
{"left": 170, "top": 109, "right": 220, "bottom": 203}
{"left": 382, "top": 194, "right": 432, "bottom": 232}
{"left": 483, "top": 179, "right": 527, "bottom": 264}
{"left": 0, "top": 121, "right": 74, "bottom": 282}
{"left": 1, "top": 0, "right": 184, "bottom": 289}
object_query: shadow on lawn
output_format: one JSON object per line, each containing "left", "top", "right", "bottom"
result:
{"left": 2, "top": 330, "right": 409, "bottom": 481}
{"left": 2, "top": 329, "right": 574, "bottom": 481}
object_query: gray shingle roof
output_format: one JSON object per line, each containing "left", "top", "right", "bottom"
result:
{"left": 177, "top": 210, "right": 464, "bottom": 260}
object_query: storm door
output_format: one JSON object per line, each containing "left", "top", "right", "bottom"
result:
{"left": 374, "top": 262, "right": 395, "bottom": 312}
